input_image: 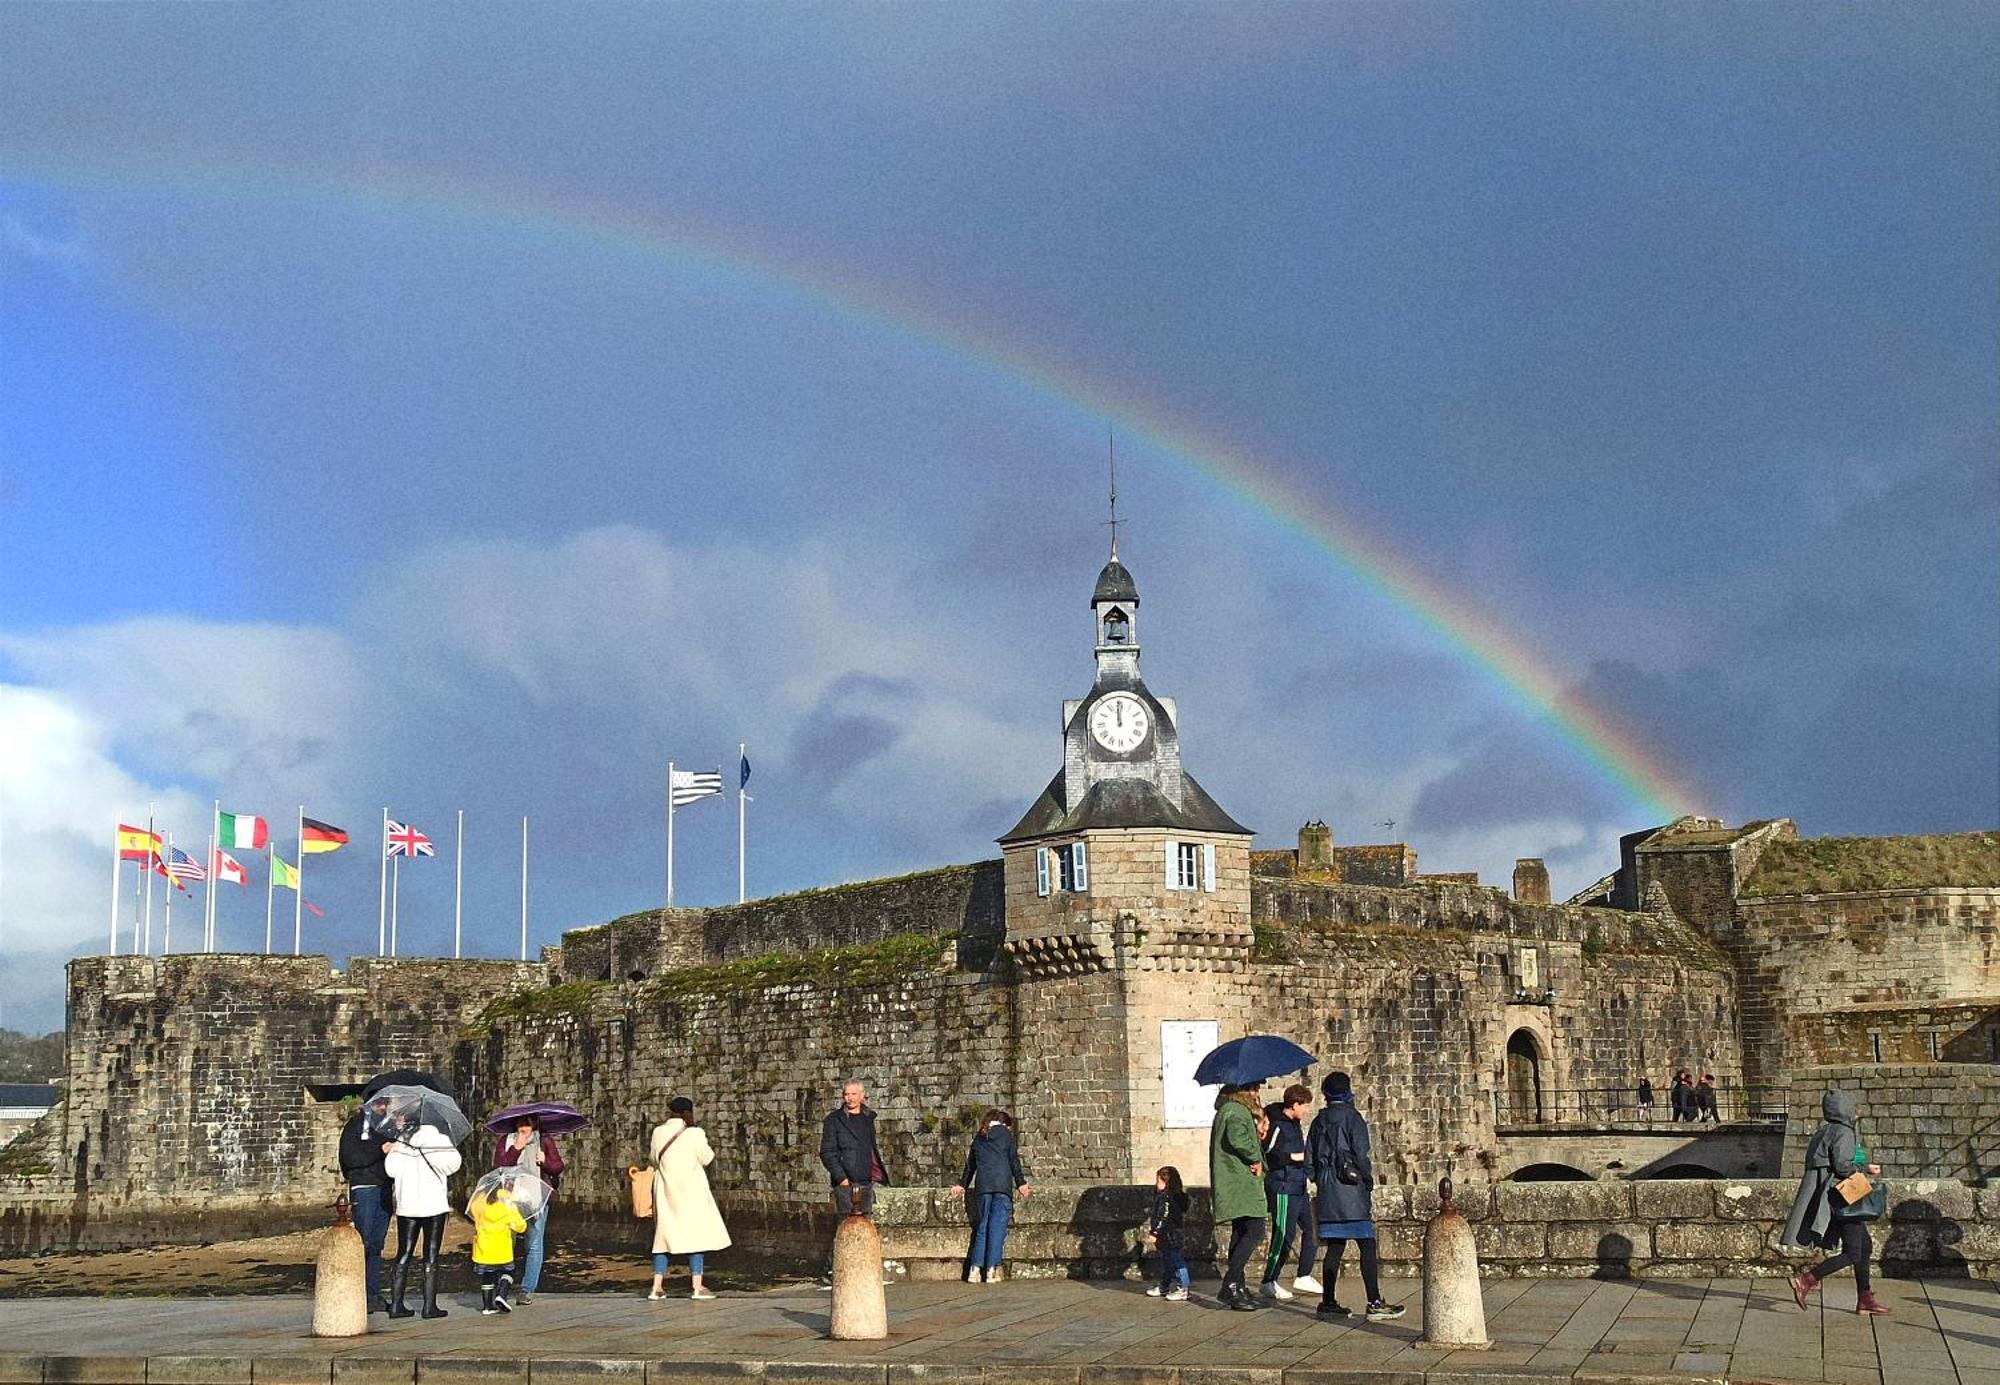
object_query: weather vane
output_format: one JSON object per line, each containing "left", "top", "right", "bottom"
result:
{"left": 1105, "top": 426, "right": 1121, "bottom": 559}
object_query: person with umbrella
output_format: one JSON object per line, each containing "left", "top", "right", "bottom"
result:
{"left": 348, "top": 1070, "right": 454, "bottom": 1316}
{"left": 1196, "top": 1035, "right": 1315, "bottom": 1312}
{"left": 488, "top": 1101, "right": 584, "bottom": 1305}
{"left": 374, "top": 1085, "right": 469, "bottom": 1320}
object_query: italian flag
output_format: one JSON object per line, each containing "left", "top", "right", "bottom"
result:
{"left": 218, "top": 811, "right": 268, "bottom": 849}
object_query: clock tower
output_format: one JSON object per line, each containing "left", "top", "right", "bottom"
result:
{"left": 998, "top": 543, "right": 1255, "bottom": 1181}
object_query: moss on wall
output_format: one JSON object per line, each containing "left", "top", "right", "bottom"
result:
{"left": 1741, "top": 832, "right": 2000, "bottom": 897}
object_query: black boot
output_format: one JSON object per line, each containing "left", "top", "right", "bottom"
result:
{"left": 1229, "top": 1279, "right": 1261, "bottom": 1311}
{"left": 480, "top": 1281, "right": 497, "bottom": 1316}
{"left": 421, "top": 1262, "right": 448, "bottom": 1319}
{"left": 387, "top": 1262, "right": 414, "bottom": 1319}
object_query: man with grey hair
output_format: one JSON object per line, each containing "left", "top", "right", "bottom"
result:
{"left": 816, "top": 1077, "right": 890, "bottom": 1287}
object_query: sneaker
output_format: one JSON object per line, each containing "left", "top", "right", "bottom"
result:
{"left": 1293, "top": 1274, "right": 1323, "bottom": 1295}
{"left": 647, "top": 1289, "right": 666, "bottom": 1301}
{"left": 1261, "top": 1279, "right": 1294, "bottom": 1301}
{"left": 515, "top": 1291, "right": 531, "bottom": 1306}
{"left": 965, "top": 1268, "right": 980, "bottom": 1284}
{"left": 1165, "top": 1287, "right": 1188, "bottom": 1302}
{"left": 816, "top": 1276, "right": 834, "bottom": 1292}
{"left": 481, "top": 1307, "right": 498, "bottom": 1316}
{"left": 1365, "top": 1301, "right": 1406, "bottom": 1322}
{"left": 690, "top": 1287, "right": 716, "bottom": 1301}
{"left": 1317, "top": 1300, "right": 1351, "bottom": 1318}
{"left": 1146, "top": 1285, "right": 1165, "bottom": 1297}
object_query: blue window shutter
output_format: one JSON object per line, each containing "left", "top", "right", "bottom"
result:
{"left": 1036, "top": 847, "right": 1050, "bottom": 897}
{"left": 1203, "top": 842, "right": 1217, "bottom": 893}
{"left": 1073, "top": 841, "right": 1089, "bottom": 892}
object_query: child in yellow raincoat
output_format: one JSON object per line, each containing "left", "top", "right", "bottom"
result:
{"left": 470, "top": 1187, "right": 529, "bottom": 1315}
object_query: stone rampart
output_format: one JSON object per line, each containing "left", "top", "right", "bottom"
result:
{"left": 553, "top": 862, "right": 1005, "bottom": 984}
{"left": 835, "top": 1177, "right": 2000, "bottom": 1280}
{"left": 0, "top": 953, "right": 544, "bottom": 1255}
{"left": 1784, "top": 1063, "right": 2000, "bottom": 1184}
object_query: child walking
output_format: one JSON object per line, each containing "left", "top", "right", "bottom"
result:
{"left": 470, "top": 1186, "right": 528, "bottom": 1315}
{"left": 1143, "top": 1166, "right": 1190, "bottom": 1301}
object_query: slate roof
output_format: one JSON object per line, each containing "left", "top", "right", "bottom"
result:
{"left": 1092, "top": 559, "right": 1139, "bottom": 605}
{"left": 999, "top": 770, "right": 1251, "bottom": 844}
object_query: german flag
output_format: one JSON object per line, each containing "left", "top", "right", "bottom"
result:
{"left": 301, "top": 817, "right": 349, "bottom": 854}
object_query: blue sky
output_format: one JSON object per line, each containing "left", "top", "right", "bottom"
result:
{"left": 1, "top": 3, "right": 1994, "bottom": 1031}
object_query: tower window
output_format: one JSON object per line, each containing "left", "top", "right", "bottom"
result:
{"left": 1036, "top": 842, "right": 1089, "bottom": 897}
{"left": 1102, "top": 608, "right": 1129, "bottom": 644}
{"left": 1166, "top": 841, "right": 1216, "bottom": 893}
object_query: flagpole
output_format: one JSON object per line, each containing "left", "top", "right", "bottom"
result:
{"left": 666, "top": 761, "right": 675, "bottom": 911}
{"left": 454, "top": 809, "right": 464, "bottom": 960}
{"left": 144, "top": 802, "right": 155, "bottom": 956}
{"left": 132, "top": 837, "right": 144, "bottom": 957}
{"left": 737, "top": 743, "right": 747, "bottom": 905}
{"left": 163, "top": 833, "right": 174, "bottom": 954}
{"left": 519, "top": 814, "right": 528, "bottom": 962}
{"left": 378, "top": 807, "right": 389, "bottom": 958}
{"left": 293, "top": 805, "right": 304, "bottom": 956}
{"left": 390, "top": 855, "right": 400, "bottom": 957}
{"left": 264, "top": 845, "right": 274, "bottom": 955}
{"left": 205, "top": 800, "right": 218, "bottom": 952}
{"left": 109, "top": 818, "right": 122, "bottom": 956}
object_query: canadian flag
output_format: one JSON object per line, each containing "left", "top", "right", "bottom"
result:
{"left": 211, "top": 848, "right": 248, "bottom": 887}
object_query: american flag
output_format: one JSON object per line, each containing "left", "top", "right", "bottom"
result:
{"left": 386, "top": 819, "right": 436, "bottom": 858}
{"left": 670, "top": 768, "right": 724, "bottom": 806}
{"left": 164, "top": 846, "right": 207, "bottom": 882}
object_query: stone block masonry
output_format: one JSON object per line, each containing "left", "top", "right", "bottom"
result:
{"left": 1783, "top": 1063, "right": 2000, "bottom": 1184}
{"left": 0, "top": 954, "right": 543, "bottom": 1254}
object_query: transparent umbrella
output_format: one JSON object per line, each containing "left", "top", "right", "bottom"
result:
{"left": 470, "top": 1165, "right": 556, "bottom": 1221}
{"left": 366, "top": 1084, "right": 473, "bottom": 1145}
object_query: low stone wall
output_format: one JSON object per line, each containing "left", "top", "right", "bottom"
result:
{"left": 857, "top": 1177, "right": 2000, "bottom": 1281}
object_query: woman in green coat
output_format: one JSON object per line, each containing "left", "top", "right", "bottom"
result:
{"left": 1208, "top": 1085, "right": 1269, "bottom": 1311}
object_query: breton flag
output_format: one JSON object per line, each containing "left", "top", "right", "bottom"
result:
{"left": 117, "top": 824, "right": 162, "bottom": 861}
{"left": 670, "top": 769, "right": 725, "bottom": 807}
{"left": 739, "top": 751, "right": 752, "bottom": 790}
{"left": 217, "top": 811, "right": 268, "bottom": 850}
{"left": 164, "top": 846, "right": 207, "bottom": 882}
{"left": 386, "top": 819, "right": 436, "bottom": 858}
{"left": 211, "top": 848, "right": 248, "bottom": 887}
{"left": 301, "top": 818, "right": 349, "bottom": 853}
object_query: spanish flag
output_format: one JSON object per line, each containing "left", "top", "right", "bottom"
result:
{"left": 117, "top": 824, "right": 162, "bottom": 861}
{"left": 301, "top": 817, "right": 348, "bottom": 854}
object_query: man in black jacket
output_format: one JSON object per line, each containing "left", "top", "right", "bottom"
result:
{"left": 817, "top": 1078, "right": 890, "bottom": 1286}
{"left": 339, "top": 1102, "right": 394, "bottom": 1311}
{"left": 1258, "top": 1084, "right": 1319, "bottom": 1300}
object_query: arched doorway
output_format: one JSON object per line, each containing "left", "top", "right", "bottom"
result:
{"left": 1505, "top": 1028, "right": 1546, "bottom": 1123}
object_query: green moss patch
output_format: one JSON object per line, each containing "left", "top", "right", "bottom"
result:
{"left": 1743, "top": 832, "right": 2000, "bottom": 897}
{"left": 642, "top": 932, "right": 955, "bottom": 1005}
{"left": 465, "top": 980, "right": 608, "bottom": 1034}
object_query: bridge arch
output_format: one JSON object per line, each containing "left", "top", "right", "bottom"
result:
{"left": 1509, "top": 1161, "right": 1595, "bottom": 1182}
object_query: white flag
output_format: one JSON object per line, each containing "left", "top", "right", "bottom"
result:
{"left": 670, "top": 769, "right": 724, "bottom": 807}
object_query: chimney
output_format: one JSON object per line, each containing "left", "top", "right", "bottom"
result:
{"left": 1513, "top": 858, "right": 1551, "bottom": 904}
{"left": 1298, "top": 820, "right": 1335, "bottom": 872}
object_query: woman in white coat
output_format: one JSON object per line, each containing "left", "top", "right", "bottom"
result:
{"left": 383, "top": 1123, "right": 463, "bottom": 1319}
{"left": 649, "top": 1095, "right": 731, "bottom": 1300}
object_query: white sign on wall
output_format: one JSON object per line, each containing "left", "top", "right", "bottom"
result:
{"left": 1161, "top": 1020, "right": 1221, "bottom": 1128}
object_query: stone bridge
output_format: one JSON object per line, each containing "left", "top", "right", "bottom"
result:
{"left": 1495, "top": 1119, "right": 1787, "bottom": 1181}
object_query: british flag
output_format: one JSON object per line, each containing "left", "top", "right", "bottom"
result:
{"left": 386, "top": 819, "right": 436, "bottom": 858}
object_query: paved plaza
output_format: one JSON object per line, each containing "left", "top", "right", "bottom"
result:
{"left": 4, "top": 1277, "right": 2000, "bottom": 1385}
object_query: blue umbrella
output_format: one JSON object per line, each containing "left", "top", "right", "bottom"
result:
{"left": 1193, "top": 1034, "right": 1317, "bottom": 1088}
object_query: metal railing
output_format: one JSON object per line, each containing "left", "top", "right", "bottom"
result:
{"left": 1494, "top": 1085, "right": 1789, "bottom": 1127}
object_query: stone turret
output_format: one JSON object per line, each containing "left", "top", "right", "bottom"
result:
{"left": 1513, "top": 859, "right": 1551, "bottom": 904}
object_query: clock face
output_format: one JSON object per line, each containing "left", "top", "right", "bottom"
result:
{"left": 1088, "top": 693, "right": 1151, "bottom": 754}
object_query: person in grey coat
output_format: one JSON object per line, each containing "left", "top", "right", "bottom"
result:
{"left": 1780, "top": 1089, "right": 1887, "bottom": 1315}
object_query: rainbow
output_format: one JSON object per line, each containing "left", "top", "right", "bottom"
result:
{"left": 3, "top": 155, "right": 1698, "bottom": 818}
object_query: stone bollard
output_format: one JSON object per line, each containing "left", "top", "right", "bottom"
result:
{"left": 1418, "top": 1178, "right": 1488, "bottom": 1350}
{"left": 312, "top": 1193, "right": 369, "bottom": 1338}
{"left": 829, "top": 1213, "right": 888, "bottom": 1340}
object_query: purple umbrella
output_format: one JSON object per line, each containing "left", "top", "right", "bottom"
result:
{"left": 482, "top": 1099, "right": 591, "bottom": 1137}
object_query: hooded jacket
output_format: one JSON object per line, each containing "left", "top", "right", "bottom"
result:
{"left": 1207, "top": 1091, "right": 1266, "bottom": 1223}
{"left": 1262, "top": 1102, "right": 1309, "bottom": 1196}
{"left": 1780, "top": 1090, "right": 1863, "bottom": 1250}
{"left": 384, "top": 1124, "right": 463, "bottom": 1218}
{"left": 338, "top": 1111, "right": 388, "bottom": 1189}
{"left": 1308, "top": 1096, "right": 1374, "bottom": 1225}
{"left": 959, "top": 1122, "right": 1027, "bottom": 1197}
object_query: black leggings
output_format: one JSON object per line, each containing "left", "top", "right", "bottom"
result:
{"left": 393, "top": 1214, "right": 446, "bottom": 1271}
{"left": 1223, "top": 1216, "right": 1266, "bottom": 1292}
{"left": 1812, "top": 1219, "right": 1872, "bottom": 1292}
{"left": 1322, "top": 1236, "right": 1382, "bottom": 1304}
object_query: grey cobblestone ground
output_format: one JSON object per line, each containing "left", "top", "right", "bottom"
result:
{"left": 2, "top": 1278, "right": 1997, "bottom": 1385}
